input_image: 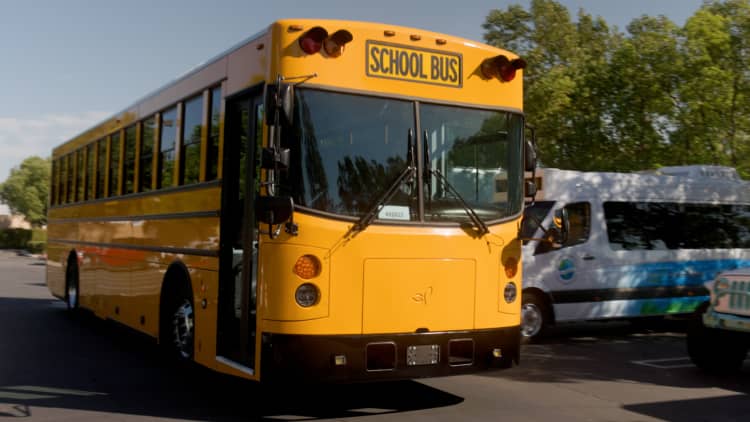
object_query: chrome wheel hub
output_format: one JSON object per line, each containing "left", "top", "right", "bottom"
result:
{"left": 172, "top": 300, "right": 194, "bottom": 359}
{"left": 521, "top": 303, "right": 543, "bottom": 338}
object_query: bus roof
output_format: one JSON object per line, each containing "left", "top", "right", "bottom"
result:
{"left": 53, "top": 18, "right": 518, "bottom": 157}
{"left": 534, "top": 167, "right": 750, "bottom": 204}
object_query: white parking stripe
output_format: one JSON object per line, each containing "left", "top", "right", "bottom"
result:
{"left": 631, "top": 357, "right": 695, "bottom": 369}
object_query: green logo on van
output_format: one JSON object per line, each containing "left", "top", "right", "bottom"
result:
{"left": 558, "top": 258, "right": 575, "bottom": 283}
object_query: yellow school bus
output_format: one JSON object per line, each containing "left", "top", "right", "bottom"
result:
{"left": 46, "top": 19, "right": 532, "bottom": 382}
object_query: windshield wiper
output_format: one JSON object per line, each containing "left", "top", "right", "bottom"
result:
{"left": 346, "top": 129, "right": 417, "bottom": 238}
{"left": 423, "top": 132, "right": 489, "bottom": 236}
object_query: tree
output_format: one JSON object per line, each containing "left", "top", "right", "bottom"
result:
{"left": 0, "top": 156, "right": 50, "bottom": 226}
{"left": 482, "top": 0, "right": 750, "bottom": 177}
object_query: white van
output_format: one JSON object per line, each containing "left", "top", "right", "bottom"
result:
{"left": 519, "top": 166, "right": 750, "bottom": 340}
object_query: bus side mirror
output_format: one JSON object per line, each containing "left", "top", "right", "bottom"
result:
{"left": 264, "top": 83, "right": 294, "bottom": 126}
{"left": 525, "top": 179, "right": 537, "bottom": 198}
{"left": 256, "top": 196, "right": 297, "bottom": 239}
{"left": 524, "top": 139, "right": 536, "bottom": 172}
{"left": 261, "top": 147, "right": 290, "bottom": 170}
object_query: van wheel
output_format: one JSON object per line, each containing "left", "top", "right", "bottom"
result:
{"left": 161, "top": 283, "right": 195, "bottom": 361}
{"left": 65, "top": 258, "right": 79, "bottom": 312}
{"left": 521, "top": 292, "right": 549, "bottom": 342}
{"left": 687, "top": 313, "right": 748, "bottom": 373}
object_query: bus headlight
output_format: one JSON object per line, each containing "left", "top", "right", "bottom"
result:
{"left": 504, "top": 282, "right": 517, "bottom": 303}
{"left": 295, "top": 283, "right": 320, "bottom": 307}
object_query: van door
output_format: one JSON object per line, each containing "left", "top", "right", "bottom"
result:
{"left": 528, "top": 202, "right": 596, "bottom": 321}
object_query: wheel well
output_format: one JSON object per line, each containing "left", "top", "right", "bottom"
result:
{"left": 158, "top": 261, "right": 193, "bottom": 342}
{"left": 523, "top": 287, "right": 555, "bottom": 325}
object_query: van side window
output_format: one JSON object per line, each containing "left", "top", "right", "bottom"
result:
{"left": 535, "top": 202, "right": 591, "bottom": 255}
{"left": 521, "top": 201, "right": 555, "bottom": 244}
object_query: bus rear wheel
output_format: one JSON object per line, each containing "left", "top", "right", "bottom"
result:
{"left": 65, "top": 257, "right": 79, "bottom": 312}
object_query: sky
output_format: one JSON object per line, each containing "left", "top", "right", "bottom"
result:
{"left": 0, "top": 0, "right": 704, "bottom": 213}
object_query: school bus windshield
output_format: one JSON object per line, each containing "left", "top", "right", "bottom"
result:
{"left": 280, "top": 88, "right": 524, "bottom": 223}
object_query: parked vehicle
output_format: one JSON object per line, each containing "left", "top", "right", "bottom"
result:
{"left": 519, "top": 166, "right": 750, "bottom": 340}
{"left": 687, "top": 269, "right": 750, "bottom": 372}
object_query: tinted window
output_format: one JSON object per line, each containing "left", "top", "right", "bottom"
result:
{"left": 420, "top": 103, "right": 525, "bottom": 223}
{"left": 159, "top": 107, "right": 177, "bottom": 188}
{"left": 109, "top": 132, "right": 121, "bottom": 197}
{"left": 140, "top": 117, "right": 155, "bottom": 192}
{"left": 280, "top": 89, "right": 416, "bottom": 219}
{"left": 123, "top": 125, "right": 137, "bottom": 194}
{"left": 86, "top": 143, "right": 95, "bottom": 200}
{"left": 206, "top": 86, "right": 222, "bottom": 181}
{"left": 76, "top": 149, "right": 85, "bottom": 202}
{"left": 520, "top": 200, "right": 554, "bottom": 242}
{"left": 181, "top": 95, "right": 203, "bottom": 185}
{"left": 535, "top": 202, "right": 591, "bottom": 255}
{"left": 97, "top": 138, "right": 106, "bottom": 198}
{"left": 66, "top": 154, "right": 74, "bottom": 203}
{"left": 604, "top": 202, "right": 750, "bottom": 250}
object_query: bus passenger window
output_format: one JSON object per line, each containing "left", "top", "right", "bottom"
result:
{"left": 124, "top": 125, "right": 137, "bottom": 194}
{"left": 86, "top": 143, "right": 95, "bottom": 200}
{"left": 159, "top": 107, "right": 177, "bottom": 189}
{"left": 96, "top": 138, "right": 106, "bottom": 198}
{"left": 535, "top": 202, "right": 591, "bottom": 255}
{"left": 76, "top": 149, "right": 85, "bottom": 202}
{"left": 181, "top": 95, "right": 203, "bottom": 185}
{"left": 206, "top": 86, "right": 222, "bottom": 181}
{"left": 109, "top": 132, "right": 121, "bottom": 197}
{"left": 140, "top": 118, "right": 156, "bottom": 192}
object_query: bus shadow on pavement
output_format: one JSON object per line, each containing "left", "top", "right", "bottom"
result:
{"left": 0, "top": 296, "right": 463, "bottom": 421}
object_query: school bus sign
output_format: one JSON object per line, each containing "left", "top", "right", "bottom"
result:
{"left": 366, "top": 40, "right": 462, "bottom": 88}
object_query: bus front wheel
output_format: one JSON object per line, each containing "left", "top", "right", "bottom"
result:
{"left": 161, "top": 282, "right": 195, "bottom": 361}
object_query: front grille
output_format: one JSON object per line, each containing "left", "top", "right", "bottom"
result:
{"left": 728, "top": 280, "right": 750, "bottom": 311}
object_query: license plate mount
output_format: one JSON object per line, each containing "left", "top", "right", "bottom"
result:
{"left": 406, "top": 344, "right": 440, "bottom": 366}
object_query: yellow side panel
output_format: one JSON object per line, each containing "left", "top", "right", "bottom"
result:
{"left": 362, "top": 259, "right": 475, "bottom": 333}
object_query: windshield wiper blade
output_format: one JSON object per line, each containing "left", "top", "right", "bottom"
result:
{"left": 347, "top": 129, "right": 416, "bottom": 237}
{"left": 429, "top": 168, "right": 490, "bottom": 236}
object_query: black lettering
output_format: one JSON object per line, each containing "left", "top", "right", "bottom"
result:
{"left": 419, "top": 54, "right": 428, "bottom": 78}
{"left": 369, "top": 46, "right": 380, "bottom": 73}
{"left": 390, "top": 49, "right": 400, "bottom": 75}
{"left": 431, "top": 56, "right": 440, "bottom": 79}
{"left": 399, "top": 51, "right": 409, "bottom": 76}
{"left": 440, "top": 57, "right": 450, "bottom": 81}
{"left": 448, "top": 58, "right": 459, "bottom": 82}
{"left": 409, "top": 53, "right": 420, "bottom": 77}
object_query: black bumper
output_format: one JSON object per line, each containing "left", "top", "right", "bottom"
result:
{"left": 260, "top": 327, "right": 520, "bottom": 383}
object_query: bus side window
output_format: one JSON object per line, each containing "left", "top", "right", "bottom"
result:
{"left": 535, "top": 202, "right": 591, "bottom": 255}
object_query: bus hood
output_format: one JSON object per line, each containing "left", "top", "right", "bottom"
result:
{"left": 361, "top": 258, "right": 476, "bottom": 334}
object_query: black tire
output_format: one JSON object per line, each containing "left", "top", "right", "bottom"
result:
{"left": 65, "top": 256, "right": 79, "bottom": 313}
{"left": 161, "top": 281, "right": 195, "bottom": 361}
{"left": 687, "top": 308, "right": 749, "bottom": 373}
{"left": 521, "top": 291, "right": 550, "bottom": 343}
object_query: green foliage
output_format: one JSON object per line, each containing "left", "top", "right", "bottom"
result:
{"left": 0, "top": 156, "right": 50, "bottom": 226}
{"left": 482, "top": 0, "right": 750, "bottom": 177}
{"left": 0, "top": 228, "right": 32, "bottom": 249}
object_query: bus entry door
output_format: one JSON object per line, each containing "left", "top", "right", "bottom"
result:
{"left": 217, "top": 93, "right": 263, "bottom": 373}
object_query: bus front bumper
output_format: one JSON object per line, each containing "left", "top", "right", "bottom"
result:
{"left": 260, "top": 327, "right": 519, "bottom": 383}
{"left": 703, "top": 310, "right": 750, "bottom": 333}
